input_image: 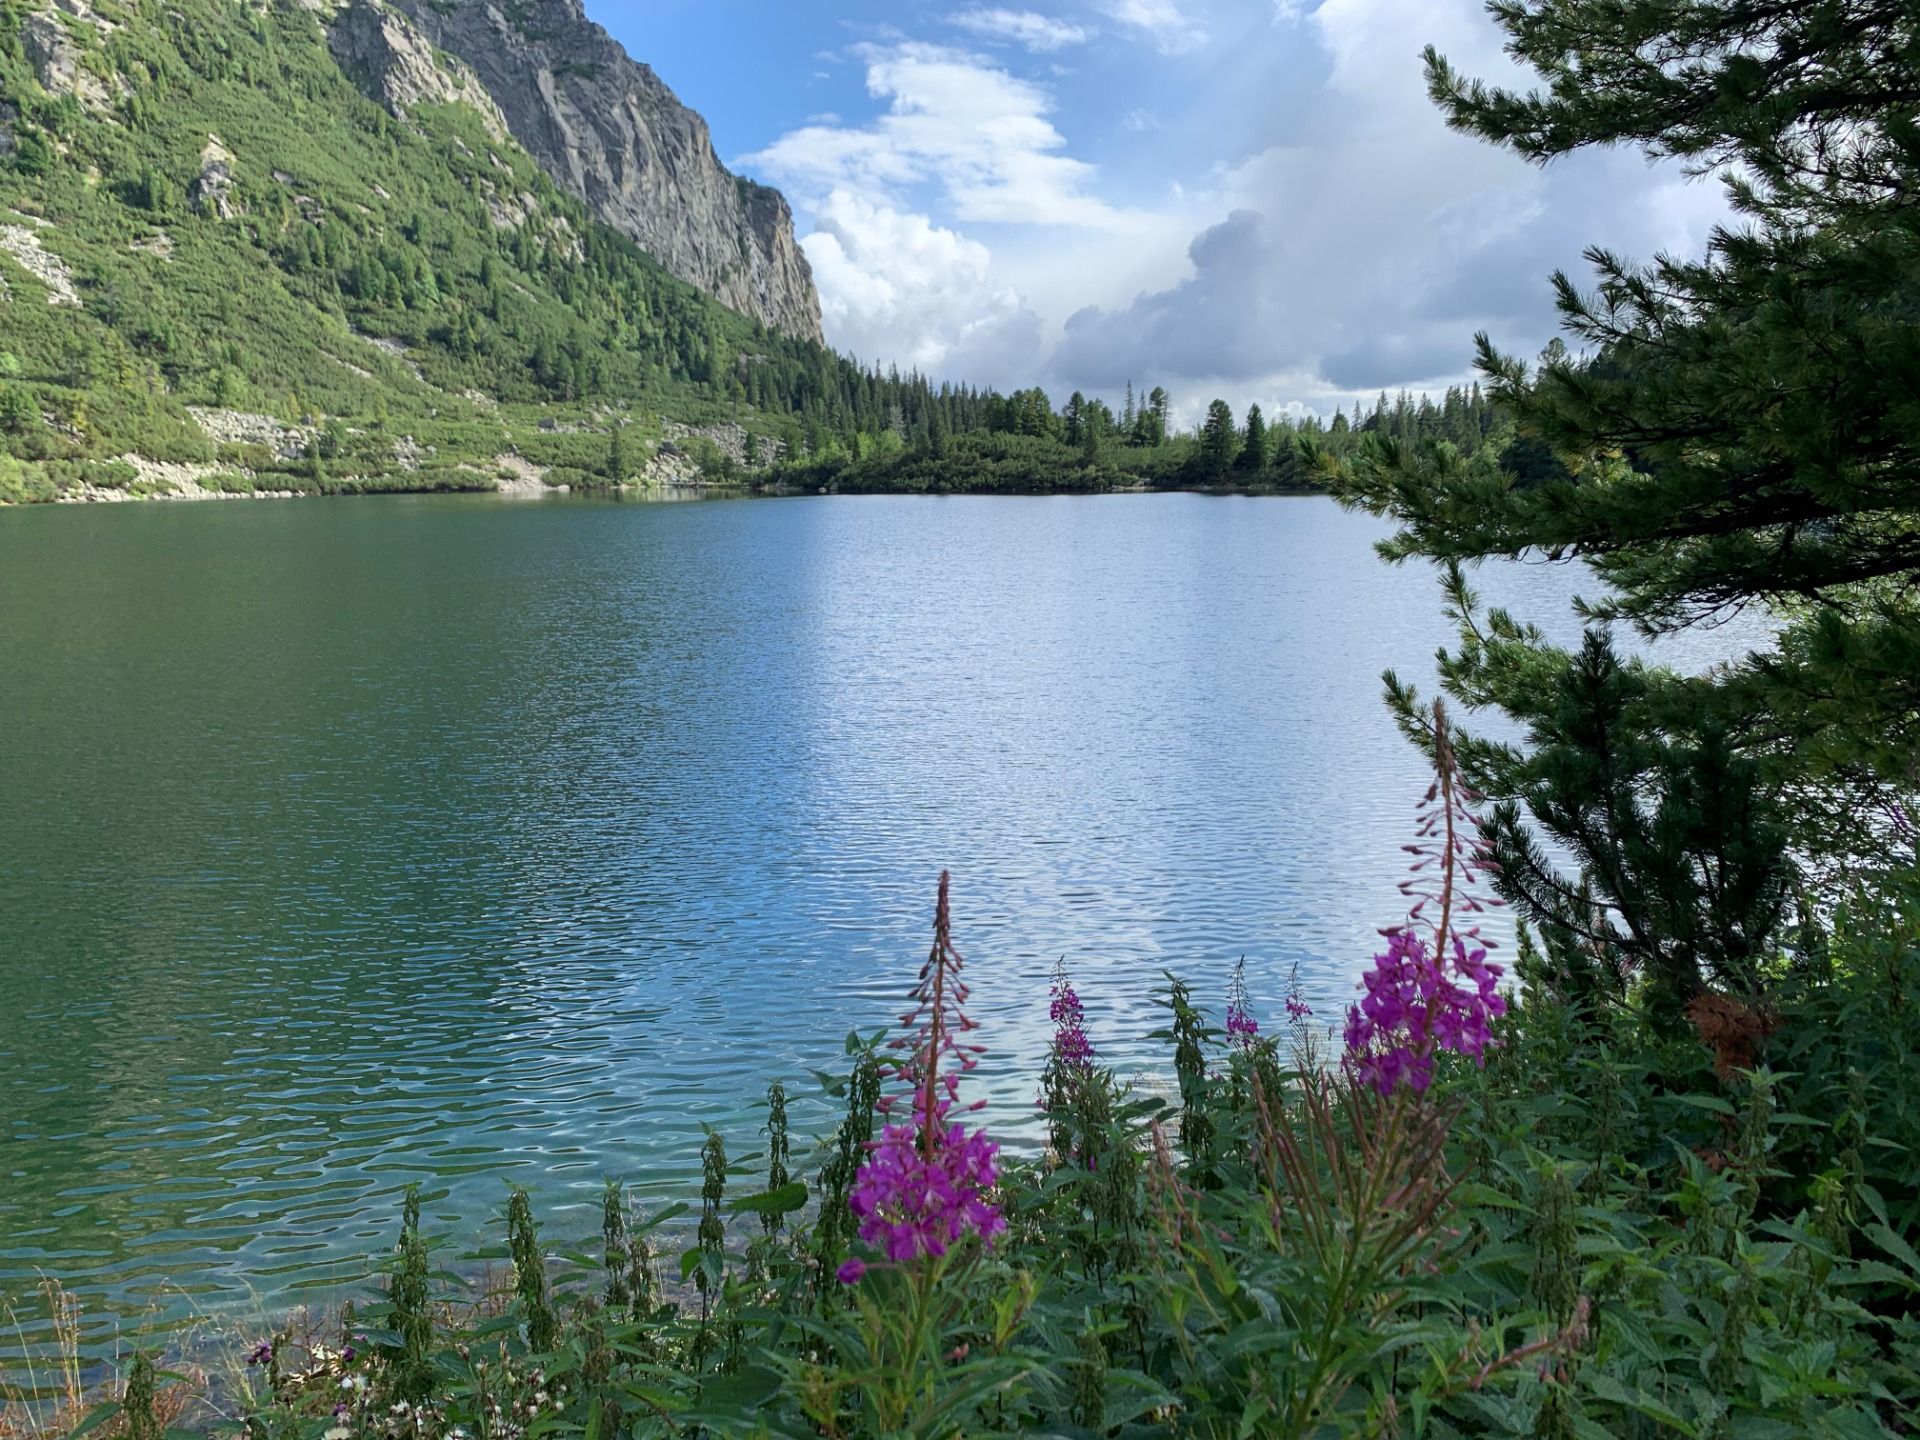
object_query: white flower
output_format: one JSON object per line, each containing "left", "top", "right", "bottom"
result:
{"left": 325, "top": 1427, "right": 352, "bottom": 1440}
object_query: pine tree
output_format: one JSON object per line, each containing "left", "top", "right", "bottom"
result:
{"left": 1323, "top": 0, "right": 1920, "bottom": 1008}
{"left": 1236, "top": 403, "right": 1268, "bottom": 472}
{"left": 1064, "top": 391, "right": 1088, "bottom": 446}
{"left": 1478, "top": 630, "right": 1789, "bottom": 1012}
{"left": 1197, "top": 400, "right": 1238, "bottom": 479}
{"left": 1134, "top": 386, "right": 1170, "bottom": 447}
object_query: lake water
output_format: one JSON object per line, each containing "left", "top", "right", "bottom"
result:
{"left": 0, "top": 492, "right": 1761, "bottom": 1349}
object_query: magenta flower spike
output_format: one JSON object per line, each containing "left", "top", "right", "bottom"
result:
{"left": 843, "top": 872, "right": 1005, "bottom": 1277}
{"left": 1049, "top": 958, "right": 1094, "bottom": 1073}
{"left": 1225, "top": 956, "right": 1260, "bottom": 1047}
{"left": 1345, "top": 702, "right": 1508, "bottom": 1094}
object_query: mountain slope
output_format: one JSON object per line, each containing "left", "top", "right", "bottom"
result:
{"left": 0, "top": 0, "right": 957, "bottom": 502}
{"left": 386, "top": 0, "right": 822, "bottom": 344}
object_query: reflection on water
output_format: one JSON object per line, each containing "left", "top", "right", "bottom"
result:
{"left": 0, "top": 492, "right": 1768, "bottom": 1344}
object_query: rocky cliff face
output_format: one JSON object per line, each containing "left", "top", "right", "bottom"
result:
{"left": 371, "top": 0, "right": 822, "bottom": 343}
{"left": 328, "top": 0, "right": 510, "bottom": 144}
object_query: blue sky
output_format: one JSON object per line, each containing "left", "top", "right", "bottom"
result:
{"left": 589, "top": 0, "right": 1728, "bottom": 423}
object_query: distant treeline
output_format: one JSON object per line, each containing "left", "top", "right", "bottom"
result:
{"left": 770, "top": 380, "right": 1511, "bottom": 494}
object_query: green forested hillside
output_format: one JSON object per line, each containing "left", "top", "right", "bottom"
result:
{"left": 0, "top": 0, "right": 1509, "bottom": 506}
{"left": 0, "top": 0, "right": 1017, "bottom": 501}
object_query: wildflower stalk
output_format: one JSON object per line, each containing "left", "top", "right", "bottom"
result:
{"left": 1164, "top": 974, "right": 1213, "bottom": 1171}
{"left": 1042, "top": 958, "right": 1094, "bottom": 1161}
{"left": 122, "top": 1353, "right": 157, "bottom": 1440}
{"left": 602, "top": 1179, "right": 632, "bottom": 1313}
{"left": 847, "top": 871, "right": 1002, "bottom": 1274}
{"left": 1226, "top": 957, "right": 1260, "bottom": 1048}
{"left": 809, "top": 872, "right": 1016, "bottom": 1430}
{"left": 1248, "top": 1067, "right": 1461, "bottom": 1431}
{"left": 815, "top": 1047, "right": 881, "bottom": 1286}
{"left": 506, "top": 1186, "right": 556, "bottom": 1355}
{"left": 1345, "top": 701, "right": 1508, "bottom": 1094}
{"left": 764, "top": 1081, "right": 791, "bottom": 1238}
{"left": 697, "top": 1130, "right": 728, "bottom": 1324}
{"left": 388, "top": 1183, "right": 434, "bottom": 1401}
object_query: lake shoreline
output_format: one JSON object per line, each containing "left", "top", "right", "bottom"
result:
{"left": 3, "top": 477, "right": 1330, "bottom": 509}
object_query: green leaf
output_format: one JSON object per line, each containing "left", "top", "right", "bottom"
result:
{"left": 1587, "top": 1374, "right": 1698, "bottom": 1435}
{"left": 65, "top": 1404, "right": 123, "bottom": 1440}
{"left": 729, "top": 1181, "right": 807, "bottom": 1217}
{"left": 635, "top": 1202, "right": 688, "bottom": 1233}
{"left": 695, "top": 1366, "right": 783, "bottom": 1410}
{"left": 1865, "top": 1223, "right": 1920, "bottom": 1282}
{"left": 1674, "top": 1094, "right": 1736, "bottom": 1117}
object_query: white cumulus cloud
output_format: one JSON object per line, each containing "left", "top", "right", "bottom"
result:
{"left": 744, "top": 42, "right": 1130, "bottom": 229}
{"left": 730, "top": 0, "right": 1727, "bottom": 420}
{"left": 1099, "top": 0, "right": 1208, "bottom": 54}
{"left": 948, "top": 7, "right": 1092, "bottom": 52}
{"left": 802, "top": 190, "right": 1044, "bottom": 383}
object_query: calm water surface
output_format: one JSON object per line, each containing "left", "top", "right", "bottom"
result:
{"left": 0, "top": 493, "right": 1761, "bottom": 1346}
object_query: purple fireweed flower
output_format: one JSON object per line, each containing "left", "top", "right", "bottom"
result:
{"left": 1282, "top": 962, "right": 1313, "bottom": 1024}
{"left": 849, "top": 1102, "right": 1006, "bottom": 1263}
{"left": 1225, "top": 958, "right": 1260, "bottom": 1047}
{"left": 850, "top": 872, "right": 1005, "bottom": 1268}
{"left": 248, "top": 1341, "right": 274, "bottom": 1367}
{"left": 1345, "top": 930, "right": 1507, "bottom": 1095}
{"left": 877, "top": 873, "right": 987, "bottom": 1123}
{"left": 1049, "top": 960, "right": 1094, "bottom": 1072}
{"left": 836, "top": 1257, "right": 867, "bottom": 1285}
{"left": 1345, "top": 702, "right": 1508, "bottom": 1094}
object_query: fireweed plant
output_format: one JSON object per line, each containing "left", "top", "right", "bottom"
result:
{"left": 1040, "top": 957, "right": 1095, "bottom": 1160}
{"left": 790, "top": 872, "right": 1031, "bottom": 1436}
{"left": 1225, "top": 958, "right": 1260, "bottom": 1048}
{"left": 1344, "top": 702, "right": 1509, "bottom": 1094}
{"left": 43, "top": 774, "right": 1920, "bottom": 1438}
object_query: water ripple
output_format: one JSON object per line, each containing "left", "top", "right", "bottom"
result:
{"left": 0, "top": 493, "right": 1767, "bottom": 1349}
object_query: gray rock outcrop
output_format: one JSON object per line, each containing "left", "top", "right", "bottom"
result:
{"left": 188, "top": 135, "right": 239, "bottom": 218}
{"left": 23, "top": 6, "right": 126, "bottom": 113}
{"left": 327, "top": 0, "right": 510, "bottom": 143}
{"left": 384, "top": 0, "right": 822, "bottom": 343}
